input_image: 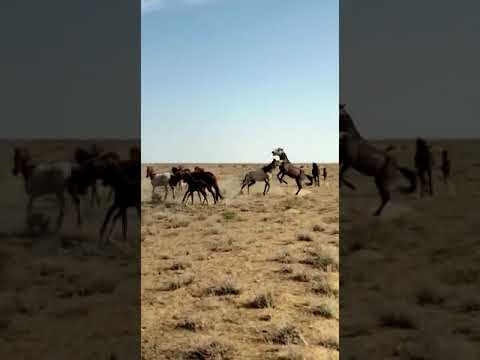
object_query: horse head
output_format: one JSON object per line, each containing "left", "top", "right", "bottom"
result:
{"left": 12, "top": 147, "right": 30, "bottom": 176}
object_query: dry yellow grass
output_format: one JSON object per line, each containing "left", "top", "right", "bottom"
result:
{"left": 341, "top": 139, "right": 480, "bottom": 360}
{"left": 0, "top": 140, "right": 139, "bottom": 359}
{"left": 141, "top": 163, "right": 339, "bottom": 359}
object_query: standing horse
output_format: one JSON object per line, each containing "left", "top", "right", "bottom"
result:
{"left": 441, "top": 150, "right": 451, "bottom": 184}
{"left": 415, "top": 138, "right": 434, "bottom": 196}
{"left": 99, "top": 160, "right": 140, "bottom": 245}
{"left": 12, "top": 147, "right": 82, "bottom": 231}
{"left": 240, "top": 159, "right": 279, "bottom": 195}
{"left": 272, "top": 148, "right": 308, "bottom": 195}
{"left": 145, "top": 166, "right": 175, "bottom": 201}
{"left": 312, "top": 163, "right": 320, "bottom": 187}
{"left": 339, "top": 105, "right": 417, "bottom": 216}
{"left": 74, "top": 146, "right": 120, "bottom": 206}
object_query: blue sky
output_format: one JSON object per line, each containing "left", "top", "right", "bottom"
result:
{"left": 142, "top": 0, "right": 338, "bottom": 163}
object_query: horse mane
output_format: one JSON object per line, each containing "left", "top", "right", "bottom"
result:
{"left": 340, "top": 106, "right": 361, "bottom": 138}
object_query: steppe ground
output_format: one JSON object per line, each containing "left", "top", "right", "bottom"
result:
{"left": 0, "top": 140, "right": 140, "bottom": 359}
{"left": 341, "top": 139, "right": 480, "bottom": 360}
{"left": 141, "top": 163, "right": 339, "bottom": 360}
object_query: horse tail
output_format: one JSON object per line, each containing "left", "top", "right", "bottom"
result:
{"left": 398, "top": 167, "right": 416, "bottom": 193}
{"left": 304, "top": 174, "right": 313, "bottom": 186}
{"left": 241, "top": 175, "right": 248, "bottom": 186}
{"left": 213, "top": 179, "right": 223, "bottom": 200}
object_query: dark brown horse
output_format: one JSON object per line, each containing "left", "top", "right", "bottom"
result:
{"left": 272, "top": 148, "right": 308, "bottom": 195}
{"left": 340, "top": 105, "right": 417, "bottom": 216}
{"left": 74, "top": 146, "right": 120, "bottom": 206}
{"left": 415, "top": 138, "right": 434, "bottom": 196}
{"left": 312, "top": 163, "right": 320, "bottom": 186}
{"left": 171, "top": 168, "right": 223, "bottom": 204}
{"left": 441, "top": 150, "right": 451, "bottom": 184}
{"left": 98, "top": 160, "right": 140, "bottom": 245}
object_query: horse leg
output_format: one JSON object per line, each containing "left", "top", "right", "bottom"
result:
{"left": 428, "top": 170, "right": 433, "bottom": 196}
{"left": 26, "top": 196, "right": 34, "bottom": 226}
{"left": 418, "top": 171, "right": 426, "bottom": 197}
{"left": 164, "top": 185, "right": 168, "bottom": 201}
{"left": 263, "top": 179, "right": 270, "bottom": 195}
{"left": 100, "top": 203, "right": 117, "bottom": 240}
{"left": 207, "top": 186, "right": 216, "bottom": 204}
{"left": 248, "top": 180, "right": 255, "bottom": 194}
{"left": 340, "top": 163, "right": 356, "bottom": 190}
{"left": 277, "top": 171, "right": 288, "bottom": 184}
{"left": 295, "top": 177, "right": 302, "bottom": 195}
{"left": 373, "top": 177, "right": 390, "bottom": 216}
{"left": 55, "top": 192, "right": 66, "bottom": 231}
{"left": 121, "top": 208, "right": 127, "bottom": 242}
{"left": 201, "top": 190, "right": 209, "bottom": 205}
{"left": 105, "top": 209, "right": 122, "bottom": 244}
{"left": 70, "top": 192, "right": 82, "bottom": 226}
{"left": 182, "top": 190, "right": 189, "bottom": 204}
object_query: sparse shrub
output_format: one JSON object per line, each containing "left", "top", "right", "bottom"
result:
{"left": 266, "top": 325, "right": 308, "bottom": 345}
{"left": 275, "top": 251, "right": 294, "bottom": 264}
{"left": 379, "top": 308, "right": 417, "bottom": 329}
{"left": 279, "top": 266, "right": 293, "bottom": 274}
{"left": 182, "top": 341, "right": 234, "bottom": 360}
{"left": 318, "top": 334, "right": 340, "bottom": 351}
{"left": 222, "top": 211, "right": 236, "bottom": 221}
{"left": 296, "top": 232, "right": 314, "bottom": 242}
{"left": 162, "top": 275, "right": 194, "bottom": 291}
{"left": 302, "top": 246, "right": 339, "bottom": 272}
{"left": 312, "top": 224, "right": 325, "bottom": 232}
{"left": 175, "top": 318, "right": 205, "bottom": 332}
{"left": 291, "top": 272, "right": 310, "bottom": 283}
{"left": 169, "top": 261, "right": 192, "bottom": 271}
{"left": 415, "top": 286, "right": 445, "bottom": 306}
{"left": 310, "top": 298, "right": 339, "bottom": 319}
{"left": 312, "top": 276, "right": 339, "bottom": 297}
{"left": 245, "top": 291, "right": 275, "bottom": 309}
{"left": 207, "top": 280, "right": 241, "bottom": 296}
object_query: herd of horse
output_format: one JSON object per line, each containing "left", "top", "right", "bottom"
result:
{"left": 340, "top": 104, "right": 451, "bottom": 215}
{"left": 11, "top": 105, "right": 446, "bottom": 244}
{"left": 11, "top": 144, "right": 141, "bottom": 244}
{"left": 145, "top": 148, "right": 329, "bottom": 204}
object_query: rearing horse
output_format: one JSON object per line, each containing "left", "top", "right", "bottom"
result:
{"left": 339, "top": 104, "right": 417, "bottom": 216}
{"left": 272, "top": 148, "right": 307, "bottom": 195}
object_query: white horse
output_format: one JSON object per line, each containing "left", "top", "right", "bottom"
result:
{"left": 12, "top": 147, "right": 82, "bottom": 231}
{"left": 240, "top": 159, "right": 279, "bottom": 195}
{"left": 145, "top": 166, "right": 175, "bottom": 200}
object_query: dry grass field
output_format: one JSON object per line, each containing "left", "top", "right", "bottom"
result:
{"left": 341, "top": 139, "right": 480, "bottom": 360}
{"left": 141, "top": 163, "right": 339, "bottom": 359}
{"left": 0, "top": 140, "right": 140, "bottom": 359}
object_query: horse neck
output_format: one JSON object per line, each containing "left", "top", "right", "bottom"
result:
{"left": 19, "top": 159, "right": 35, "bottom": 181}
{"left": 340, "top": 112, "right": 361, "bottom": 138}
{"left": 263, "top": 162, "right": 275, "bottom": 173}
{"left": 280, "top": 153, "right": 290, "bottom": 162}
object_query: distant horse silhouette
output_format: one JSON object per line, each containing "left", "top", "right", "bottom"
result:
{"left": 322, "top": 167, "right": 327, "bottom": 182}
{"left": 441, "top": 150, "right": 451, "bottom": 184}
{"left": 272, "top": 148, "right": 309, "bottom": 195}
{"left": 415, "top": 138, "right": 434, "bottom": 196}
{"left": 339, "top": 104, "right": 417, "bottom": 215}
{"left": 312, "top": 163, "right": 320, "bottom": 186}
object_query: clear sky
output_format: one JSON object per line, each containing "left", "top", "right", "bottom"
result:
{"left": 142, "top": 0, "right": 338, "bottom": 163}
{"left": 341, "top": 0, "right": 480, "bottom": 139}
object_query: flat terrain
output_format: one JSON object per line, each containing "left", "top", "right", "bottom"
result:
{"left": 141, "top": 163, "right": 339, "bottom": 359}
{"left": 341, "top": 139, "right": 480, "bottom": 360}
{"left": 0, "top": 140, "right": 140, "bottom": 359}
